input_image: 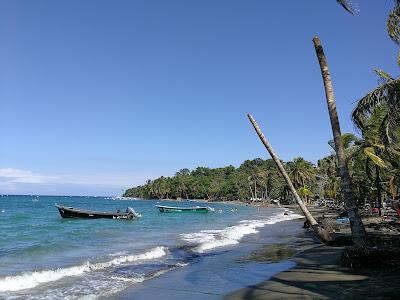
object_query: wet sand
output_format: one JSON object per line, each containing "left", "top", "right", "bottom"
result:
{"left": 106, "top": 218, "right": 308, "bottom": 300}
{"left": 226, "top": 207, "right": 400, "bottom": 300}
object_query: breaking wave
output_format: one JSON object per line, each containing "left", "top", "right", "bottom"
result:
{"left": 0, "top": 246, "right": 168, "bottom": 292}
{"left": 181, "top": 210, "right": 303, "bottom": 253}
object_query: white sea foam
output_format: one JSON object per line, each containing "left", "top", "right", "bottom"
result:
{"left": 0, "top": 246, "right": 168, "bottom": 292}
{"left": 181, "top": 211, "right": 303, "bottom": 253}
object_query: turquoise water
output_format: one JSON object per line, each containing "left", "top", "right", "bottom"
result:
{"left": 0, "top": 195, "right": 303, "bottom": 299}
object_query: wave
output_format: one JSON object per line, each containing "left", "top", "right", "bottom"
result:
{"left": 0, "top": 246, "right": 168, "bottom": 292}
{"left": 181, "top": 210, "right": 303, "bottom": 253}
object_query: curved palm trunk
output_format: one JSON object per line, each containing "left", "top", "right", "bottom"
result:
{"left": 313, "top": 36, "right": 367, "bottom": 246}
{"left": 248, "top": 114, "right": 332, "bottom": 243}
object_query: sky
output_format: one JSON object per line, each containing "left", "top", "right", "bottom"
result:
{"left": 0, "top": 0, "right": 398, "bottom": 196}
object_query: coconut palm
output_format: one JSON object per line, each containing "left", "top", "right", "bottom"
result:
{"left": 248, "top": 114, "right": 332, "bottom": 243}
{"left": 387, "top": 1, "right": 400, "bottom": 46}
{"left": 328, "top": 133, "right": 359, "bottom": 152}
{"left": 352, "top": 0, "right": 400, "bottom": 144}
{"left": 288, "top": 158, "right": 316, "bottom": 189}
{"left": 352, "top": 70, "right": 400, "bottom": 146}
{"left": 256, "top": 170, "right": 271, "bottom": 200}
{"left": 298, "top": 186, "right": 312, "bottom": 204}
{"left": 247, "top": 174, "right": 257, "bottom": 200}
{"left": 313, "top": 36, "right": 367, "bottom": 246}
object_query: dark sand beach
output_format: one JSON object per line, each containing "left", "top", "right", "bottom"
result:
{"left": 106, "top": 216, "right": 307, "bottom": 300}
{"left": 226, "top": 206, "right": 400, "bottom": 300}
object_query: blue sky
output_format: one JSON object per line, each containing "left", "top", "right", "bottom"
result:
{"left": 0, "top": 0, "right": 398, "bottom": 195}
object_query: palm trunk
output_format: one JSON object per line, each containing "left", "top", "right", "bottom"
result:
{"left": 254, "top": 180, "right": 257, "bottom": 199}
{"left": 313, "top": 36, "right": 367, "bottom": 246}
{"left": 249, "top": 184, "right": 254, "bottom": 199}
{"left": 376, "top": 165, "right": 382, "bottom": 217}
{"left": 248, "top": 114, "right": 331, "bottom": 243}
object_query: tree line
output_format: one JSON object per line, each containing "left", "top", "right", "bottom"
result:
{"left": 123, "top": 122, "right": 399, "bottom": 207}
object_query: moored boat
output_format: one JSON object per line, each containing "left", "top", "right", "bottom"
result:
{"left": 156, "top": 205, "right": 214, "bottom": 213}
{"left": 55, "top": 205, "right": 141, "bottom": 219}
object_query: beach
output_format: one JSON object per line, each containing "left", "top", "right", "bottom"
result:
{"left": 226, "top": 206, "right": 400, "bottom": 300}
{"left": 108, "top": 217, "right": 307, "bottom": 300}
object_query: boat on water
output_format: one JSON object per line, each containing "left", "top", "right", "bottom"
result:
{"left": 55, "top": 205, "right": 141, "bottom": 219}
{"left": 156, "top": 205, "right": 214, "bottom": 213}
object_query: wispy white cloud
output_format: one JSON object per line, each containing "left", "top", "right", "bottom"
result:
{"left": 0, "top": 167, "right": 164, "bottom": 196}
{"left": 0, "top": 168, "right": 59, "bottom": 184}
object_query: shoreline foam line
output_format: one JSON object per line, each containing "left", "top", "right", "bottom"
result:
{"left": 0, "top": 246, "right": 168, "bottom": 292}
{"left": 181, "top": 210, "right": 303, "bottom": 253}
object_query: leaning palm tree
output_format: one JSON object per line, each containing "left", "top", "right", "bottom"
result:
{"left": 248, "top": 114, "right": 332, "bottom": 243}
{"left": 313, "top": 36, "right": 367, "bottom": 246}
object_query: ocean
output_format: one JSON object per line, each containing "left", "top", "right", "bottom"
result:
{"left": 0, "top": 195, "right": 303, "bottom": 299}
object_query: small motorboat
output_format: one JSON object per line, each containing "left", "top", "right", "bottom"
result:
{"left": 156, "top": 205, "right": 214, "bottom": 213}
{"left": 55, "top": 205, "right": 141, "bottom": 219}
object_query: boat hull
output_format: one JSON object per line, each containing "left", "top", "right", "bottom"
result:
{"left": 55, "top": 205, "right": 136, "bottom": 219}
{"left": 156, "top": 205, "right": 209, "bottom": 213}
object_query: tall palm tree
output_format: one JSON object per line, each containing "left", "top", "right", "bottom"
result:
{"left": 351, "top": 108, "right": 394, "bottom": 215}
{"left": 248, "top": 114, "right": 332, "bottom": 243}
{"left": 288, "top": 158, "right": 316, "bottom": 203}
{"left": 247, "top": 174, "right": 257, "bottom": 199}
{"left": 256, "top": 170, "right": 270, "bottom": 200}
{"left": 313, "top": 36, "right": 367, "bottom": 246}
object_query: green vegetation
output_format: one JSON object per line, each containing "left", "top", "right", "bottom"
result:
{"left": 124, "top": 119, "right": 399, "bottom": 205}
{"left": 124, "top": 159, "right": 286, "bottom": 202}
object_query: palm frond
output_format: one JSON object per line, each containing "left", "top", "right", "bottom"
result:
{"left": 352, "top": 78, "right": 400, "bottom": 132}
{"left": 336, "top": 0, "right": 357, "bottom": 15}
{"left": 363, "top": 147, "right": 389, "bottom": 168}
{"left": 374, "top": 69, "right": 394, "bottom": 83}
{"left": 387, "top": 2, "right": 400, "bottom": 44}
{"left": 388, "top": 147, "right": 400, "bottom": 157}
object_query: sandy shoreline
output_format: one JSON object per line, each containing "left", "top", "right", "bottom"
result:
{"left": 106, "top": 202, "right": 400, "bottom": 299}
{"left": 225, "top": 206, "right": 400, "bottom": 299}
{"left": 106, "top": 209, "right": 306, "bottom": 300}
{"left": 225, "top": 236, "right": 400, "bottom": 299}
